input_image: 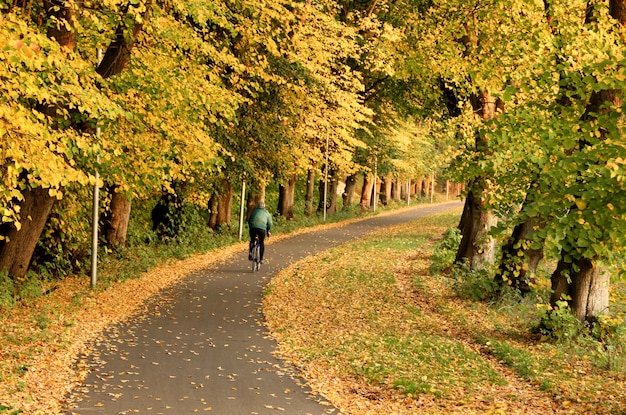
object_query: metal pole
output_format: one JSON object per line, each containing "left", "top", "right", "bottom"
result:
{"left": 90, "top": 48, "right": 103, "bottom": 290}
{"left": 238, "top": 177, "right": 246, "bottom": 241}
{"left": 323, "top": 135, "right": 329, "bottom": 221}
{"left": 407, "top": 179, "right": 411, "bottom": 206}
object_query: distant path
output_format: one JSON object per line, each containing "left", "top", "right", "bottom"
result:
{"left": 65, "top": 201, "right": 462, "bottom": 415}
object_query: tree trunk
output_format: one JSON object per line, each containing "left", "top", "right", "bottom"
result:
{"left": 0, "top": 0, "right": 75, "bottom": 280}
{"left": 381, "top": 177, "right": 392, "bottom": 205}
{"left": 0, "top": 188, "right": 56, "bottom": 281}
{"left": 208, "top": 195, "right": 219, "bottom": 230}
{"left": 545, "top": 0, "right": 625, "bottom": 323}
{"left": 246, "top": 184, "right": 266, "bottom": 220}
{"left": 305, "top": 169, "right": 315, "bottom": 215}
{"left": 550, "top": 256, "right": 609, "bottom": 323}
{"left": 495, "top": 217, "right": 544, "bottom": 293}
{"left": 360, "top": 173, "right": 373, "bottom": 210}
{"left": 328, "top": 175, "right": 339, "bottom": 215}
{"left": 392, "top": 179, "right": 401, "bottom": 202}
{"left": 103, "top": 190, "right": 132, "bottom": 248}
{"left": 343, "top": 173, "right": 357, "bottom": 208}
{"left": 213, "top": 180, "right": 235, "bottom": 229}
{"left": 416, "top": 179, "right": 424, "bottom": 198}
{"left": 277, "top": 174, "right": 297, "bottom": 220}
{"left": 455, "top": 186, "right": 497, "bottom": 270}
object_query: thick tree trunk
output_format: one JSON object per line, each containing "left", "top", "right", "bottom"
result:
{"left": 416, "top": 179, "right": 424, "bottom": 198}
{"left": 392, "top": 179, "right": 401, "bottom": 202}
{"left": 495, "top": 217, "right": 544, "bottom": 293}
{"left": 246, "top": 184, "right": 266, "bottom": 220}
{"left": 217, "top": 185, "right": 233, "bottom": 228}
{"left": 208, "top": 196, "right": 219, "bottom": 230}
{"left": 103, "top": 190, "right": 132, "bottom": 248}
{"left": 0, "top": 1, "right": 75, "bottom": 280}
{"left": 0, "top": 188, "right": 56, "bottom": 281}
{"left": 360, "top": 173, "right": 373, "bottom": 210}
{"left": 343, "top": 174, "right": 357, "bottom": 208}
{"left": 305, "top": 169, "right": 315, "bottom": 215}
{"left": 277, "top": 174, "right": 297, "bottom": 220}
{"left": 550, "top": 256, "right": 609, "bottom": 323}
{"left": 455, "top": 186, "right": 497, "bottom": 270}
{"left": 381, "top": 177, "right": 392, "bottom": 205}
{"left": 328, "top": 175, "right": 339, "bottom": 215}
{"left": 545, "top": 0, "right": 624, "bottom": 323}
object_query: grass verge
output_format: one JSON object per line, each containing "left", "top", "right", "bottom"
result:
{"left": 263, "top": 210, "right": 626, "bottom": 415}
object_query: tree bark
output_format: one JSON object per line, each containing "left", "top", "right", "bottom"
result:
{"left": 495, "top": 216, "right": 544, "bottom": 293}
{"left": 328, "top": 175, "right": 339, "bottom": 215}
{"left": 343, "top": 173, "right": 357, "bottom": 208}
{"left": 381, "top": 176, "right": 392, "bottom": 205}
{"left": 104, "top": 190, "right": 132, "bottom": 248}
{"left": 210, "top": 179, "right": 233, "bottom": 230}
{"left": 277, "top": 174, "right": 297, "bottom": 220}
{"left": 550, "top": 256, "right": 609, "bottom": 323}
{"left": 545, "top": 0, "right": 625, "bottom": 322}
{"left": 392, "top": 178, "right": 401, "bottom": 202}
{"left": 0, "top": 188, "right": 56, "bottom": 282}
{"left": 305, "top": 169, "right": 315, "bottom": 215}
{"left": 246, "top": 183, "right": 266, "bottom": 220}
{"left": 360, "top": 172, "right": 374, "bottom": 210}
{"left": 0, "top": 0, "right": 75, "bottom": 280}
{"left": 455, "top": 185, "right": 497, "bottom": 269}
{"left": 416, "top": 179, "right": 424, "bottom": 198}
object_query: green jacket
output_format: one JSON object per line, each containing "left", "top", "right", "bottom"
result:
{"left": 248, "top": 207, "right": 273, "bottom": 232}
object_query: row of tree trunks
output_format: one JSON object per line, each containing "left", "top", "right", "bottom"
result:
{"left": 543, "top": 0, "right": 624, "bottom": 322}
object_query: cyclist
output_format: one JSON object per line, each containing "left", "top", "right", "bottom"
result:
{"left": 248, "top": 201, "right": 273, "bottom": 264}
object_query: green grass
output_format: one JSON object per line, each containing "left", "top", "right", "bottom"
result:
{"left": 265, "top": 208, "right": 626, "bottom": 414}
{"left": 351, "top": 333, "right": 506, "bottom": 398}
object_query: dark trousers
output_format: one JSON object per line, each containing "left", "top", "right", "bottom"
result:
{"left": 249, "top": 228, "right": 266, "bottom": 260}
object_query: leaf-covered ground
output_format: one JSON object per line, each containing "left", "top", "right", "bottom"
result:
{"left": 0, "top": 242, "right": 251, "bottom": 415}
{"left": 2, "top": 208, "right": 625, "bottom": 414}
{"left": 264, "top": 211, "right": 626, "bottom": 415}
{"left": 0, "top": 215, "right": 366, "bottom": 414}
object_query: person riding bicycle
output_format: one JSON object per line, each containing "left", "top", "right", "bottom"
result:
{"left": 248, "top": 201, "right": 273, "bottom": 264}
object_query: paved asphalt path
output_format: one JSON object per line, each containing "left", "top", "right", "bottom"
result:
{"left": 64, "top": 201, "right": 462, "bottom": 415}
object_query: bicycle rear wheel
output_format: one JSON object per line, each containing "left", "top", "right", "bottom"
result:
{"left": 251, "top": 241, "right": 261, "bottom": 272}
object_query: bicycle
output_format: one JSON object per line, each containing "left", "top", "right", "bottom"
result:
{"left": 250, "top": 235, "right": 261, "bottom": 272}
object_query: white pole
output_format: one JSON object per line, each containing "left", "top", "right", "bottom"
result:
{"left": 407, "top": 179, "right": 411, "bottom": 206}
{"left": 90, "top": 48, "right": 103, "bottom": 290}
{"left": 323, "top": 135, "right": 329, "bottom": 221}
{"left": 238, "top": 177, "right": 246, "bottom": 241}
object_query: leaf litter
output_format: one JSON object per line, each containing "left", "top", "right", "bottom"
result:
{"left": 263, "top": 213, "right": 626, "bottom": 415}
{"left": 0, "top": 210, "right": 382, "bottom": 414}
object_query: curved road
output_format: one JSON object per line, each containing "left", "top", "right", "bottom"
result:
{"left": 64, "top": 201, "right": 462, "bottom": 415}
